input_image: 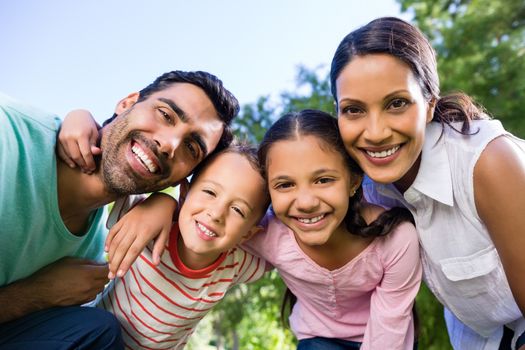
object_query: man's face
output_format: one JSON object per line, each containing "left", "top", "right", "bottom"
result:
{"left": 100, "top": 83, "right": 224, "bottom": 195}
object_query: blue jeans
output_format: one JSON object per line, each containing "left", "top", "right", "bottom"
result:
{"left": 0, "top": 306, "right": 123, "bottom": 350}
{"left": 298, "top": 336, "right": 419, "bottom": 350}
{"left": 298, "top": 337, "right": 362, "bottom": 350}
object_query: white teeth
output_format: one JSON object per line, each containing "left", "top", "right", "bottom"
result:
{"left": 132, "top": 144, "right": 158, "bottom": 173}
{"left": 366, "top": 145, "right": 400, "bottom": 158}
{"left": 197, "top": 222, "right": 217, "bottom": 237}
{"left": 297, "top": 214, "right": 324, "bottom": 224}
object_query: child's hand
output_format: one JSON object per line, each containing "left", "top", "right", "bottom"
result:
{"left": 57, "top": 109, "right": 101, "bottom": 174}
{"left": 105, "top": 193, "right": 178, "bottom": 279}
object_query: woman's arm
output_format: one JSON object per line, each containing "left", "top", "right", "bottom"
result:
{"left": 474, "top": 136, "right": 525, "bottom": 315}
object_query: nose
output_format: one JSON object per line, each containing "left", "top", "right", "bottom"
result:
{"left": 363, "top": 112, "right": 392, "bottom": 144}
{"left": 155, "top": 126, "right": 187, "bottom": 159}
{"left": 295, "top": 189, "right": 320, "bottom": 212}
{"left": 207, "top": 203, "right": 226, "bottom": 223}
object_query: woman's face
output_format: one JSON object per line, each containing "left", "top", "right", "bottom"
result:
{"left": 335, "top": 54, "right": 434, "bottom": 191}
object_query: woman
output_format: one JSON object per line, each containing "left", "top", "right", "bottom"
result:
{"left": 330, "top": 17, "right": 525, "bottom": 350}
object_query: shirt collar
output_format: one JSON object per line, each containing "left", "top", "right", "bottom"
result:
{"left": 409, "top": 122, "right": 454, "bottom": 206}
{"left": 168, "top": 224, "right": 227, "bottom": 277}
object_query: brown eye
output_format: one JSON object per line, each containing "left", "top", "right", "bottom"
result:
{"left": 388, "top": 98, "right": 409, "bottom": 110}
{"left": 317, "top": 177, "right": 334, "bottom": 184}
{"left": 202, "top": 189, "right": 215, "bottom": 196}
{"left": 158, "top": 108, "right": 173, "bottom": 123}
{"left": 185, "top": 140, "right": 198, "bottom": 159}
{"left": 231, "top": 206, "right": 245, "bottom": 218}
{"left": 340, "top": 105, "right": 364, "bottom": 118}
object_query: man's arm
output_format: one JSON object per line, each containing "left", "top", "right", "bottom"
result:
{"left": 0, "top": 257, "right": 109, "bottom": 323}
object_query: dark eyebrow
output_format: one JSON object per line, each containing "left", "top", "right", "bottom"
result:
{"left": 383, "top": 89, "right": 410, "bottom": 100}
{"left": 339, "top": 89, "right": 410, "bottom": 105}
{"left": 158, "top": 98, "right": 187, "bottom": 122}
{"left": 312, "top": 168, "right": 339, "bottom": 176}
{"left": 158, "top": 97, "right": 208, "bottom": 157}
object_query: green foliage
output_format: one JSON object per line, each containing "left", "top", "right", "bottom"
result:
{"left": 233, "top": 96, "right": 276, "bottom": 144}
{"left": 280, "top": 65, "right": 334, "bottom": 115}
{"left": 231, "top": 65, "right": 333, "bottom": 145}
{"left": 188, "top": 271, "right": 296, "bottom": 350}
{"left": 415, "top": 284, "right": 452, "bottom": 349}
{"left": 398, "top": 0, "right": 525, "bottom": 136}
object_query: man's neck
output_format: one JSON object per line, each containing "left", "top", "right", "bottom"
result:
{"left": 57, "top": 159, "right": 118, "bottom": 235}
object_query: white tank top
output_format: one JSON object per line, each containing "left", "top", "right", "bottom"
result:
{"left": 364, "top": 119, "right": 525, "bottom": 339}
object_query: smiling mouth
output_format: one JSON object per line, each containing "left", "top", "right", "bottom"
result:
{"left": 296, "top": 214, "right": 325, "bottom": 224}
{"left": 197, "top": 222, "right": 217, "bottom": 238}
{"left": 364, "top": 145, "right": 401, "bottom": 159}
{"left": 131, "top": 143, "right": 158, "bottom": 173}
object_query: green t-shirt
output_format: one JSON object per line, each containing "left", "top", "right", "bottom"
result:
{"left": 0, "top": 93, "right": 106, "bottom": 285}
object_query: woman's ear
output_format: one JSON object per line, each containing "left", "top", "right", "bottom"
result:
{"left": 426, "top": 97, "right": 437, "bottom": 124}
{"left": 114, "top": 92, "right": 140, "bottom": 115}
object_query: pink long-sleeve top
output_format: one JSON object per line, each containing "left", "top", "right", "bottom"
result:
{"left": 243, "top": 212, "right": 422, "bottom": 350}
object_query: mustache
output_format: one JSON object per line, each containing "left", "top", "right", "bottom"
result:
{"left": 127, "top": 130, "right": 170, "bottom": 177}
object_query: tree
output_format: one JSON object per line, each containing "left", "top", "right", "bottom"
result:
{"left": 399, "top": 0, "right": 525, "bottom": 136}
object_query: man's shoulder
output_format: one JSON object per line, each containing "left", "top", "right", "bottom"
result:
{"left": 0, "top": 92, "right": 61, "bottom": 133}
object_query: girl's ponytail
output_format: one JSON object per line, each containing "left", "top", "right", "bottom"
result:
{"left": 345, "top": 187, "right": 414, "bottom": 238}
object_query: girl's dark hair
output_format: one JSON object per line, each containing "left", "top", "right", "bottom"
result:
{"left": 330, "top": 17, "right": 489, "bottom": 134}
{"left": 261, "top": 110, "right": 414, "bottom": 326}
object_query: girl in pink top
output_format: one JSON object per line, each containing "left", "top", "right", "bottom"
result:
{"left": 243, "top": 109, "right": 421, "bottom": 350}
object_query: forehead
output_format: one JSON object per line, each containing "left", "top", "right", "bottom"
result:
{"left": 194, "top": 152, "right": 266, "bottom": 205}
{"left": 267, "top": 136, "right": 348, "bottom": 174}
{"left": 336, "top": 54, "right": 421, "bottom": 99}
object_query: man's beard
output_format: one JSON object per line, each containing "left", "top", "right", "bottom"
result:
{"left": 100, "top": 112, "right": 170, "bottom": 195}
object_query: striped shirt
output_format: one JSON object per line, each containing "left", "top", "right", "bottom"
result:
{"left": 96, "top": 224, "right": 266, "bottom": 349}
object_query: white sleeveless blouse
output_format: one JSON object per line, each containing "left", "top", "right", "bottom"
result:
{"left": 363, "top": 120, "right": 525, "bottom": 349}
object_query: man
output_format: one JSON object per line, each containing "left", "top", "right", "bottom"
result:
{"left": 0, "top": 71, "right": 239, "bottom": 349}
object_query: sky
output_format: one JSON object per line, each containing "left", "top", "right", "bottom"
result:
{"left": 0, "top": 0, "right": 409, "bottom": 123}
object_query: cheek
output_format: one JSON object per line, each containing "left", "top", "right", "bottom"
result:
{"left": 406, "top": 110, "right": 428, "bottom": 140}
{"left": 337, "top": 119, "right": 357, "bottom": 146}
{"left": 268, "top": 192, "right": 287, "bottom": 217}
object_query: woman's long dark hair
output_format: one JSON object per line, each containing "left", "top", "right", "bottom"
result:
{"left": 257, "top": 110, "right": 414, "bottom": 325}
{"left": 330, "top": 17, "right": 489, "bottom": 134}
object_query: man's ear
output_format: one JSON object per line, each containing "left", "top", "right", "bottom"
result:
{"left": 241, "top": 225, "right": 264, "bottom": 243}
{"left": 115, "top": 92, "right": 140, "bottom": 115}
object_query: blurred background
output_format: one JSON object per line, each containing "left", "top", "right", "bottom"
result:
{"left": 2, "top": 0, "right": 524, "bottom": 349}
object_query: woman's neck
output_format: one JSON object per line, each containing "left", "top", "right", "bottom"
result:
{"left": 393, "top": 154, "right": 422, "bottom": 193}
